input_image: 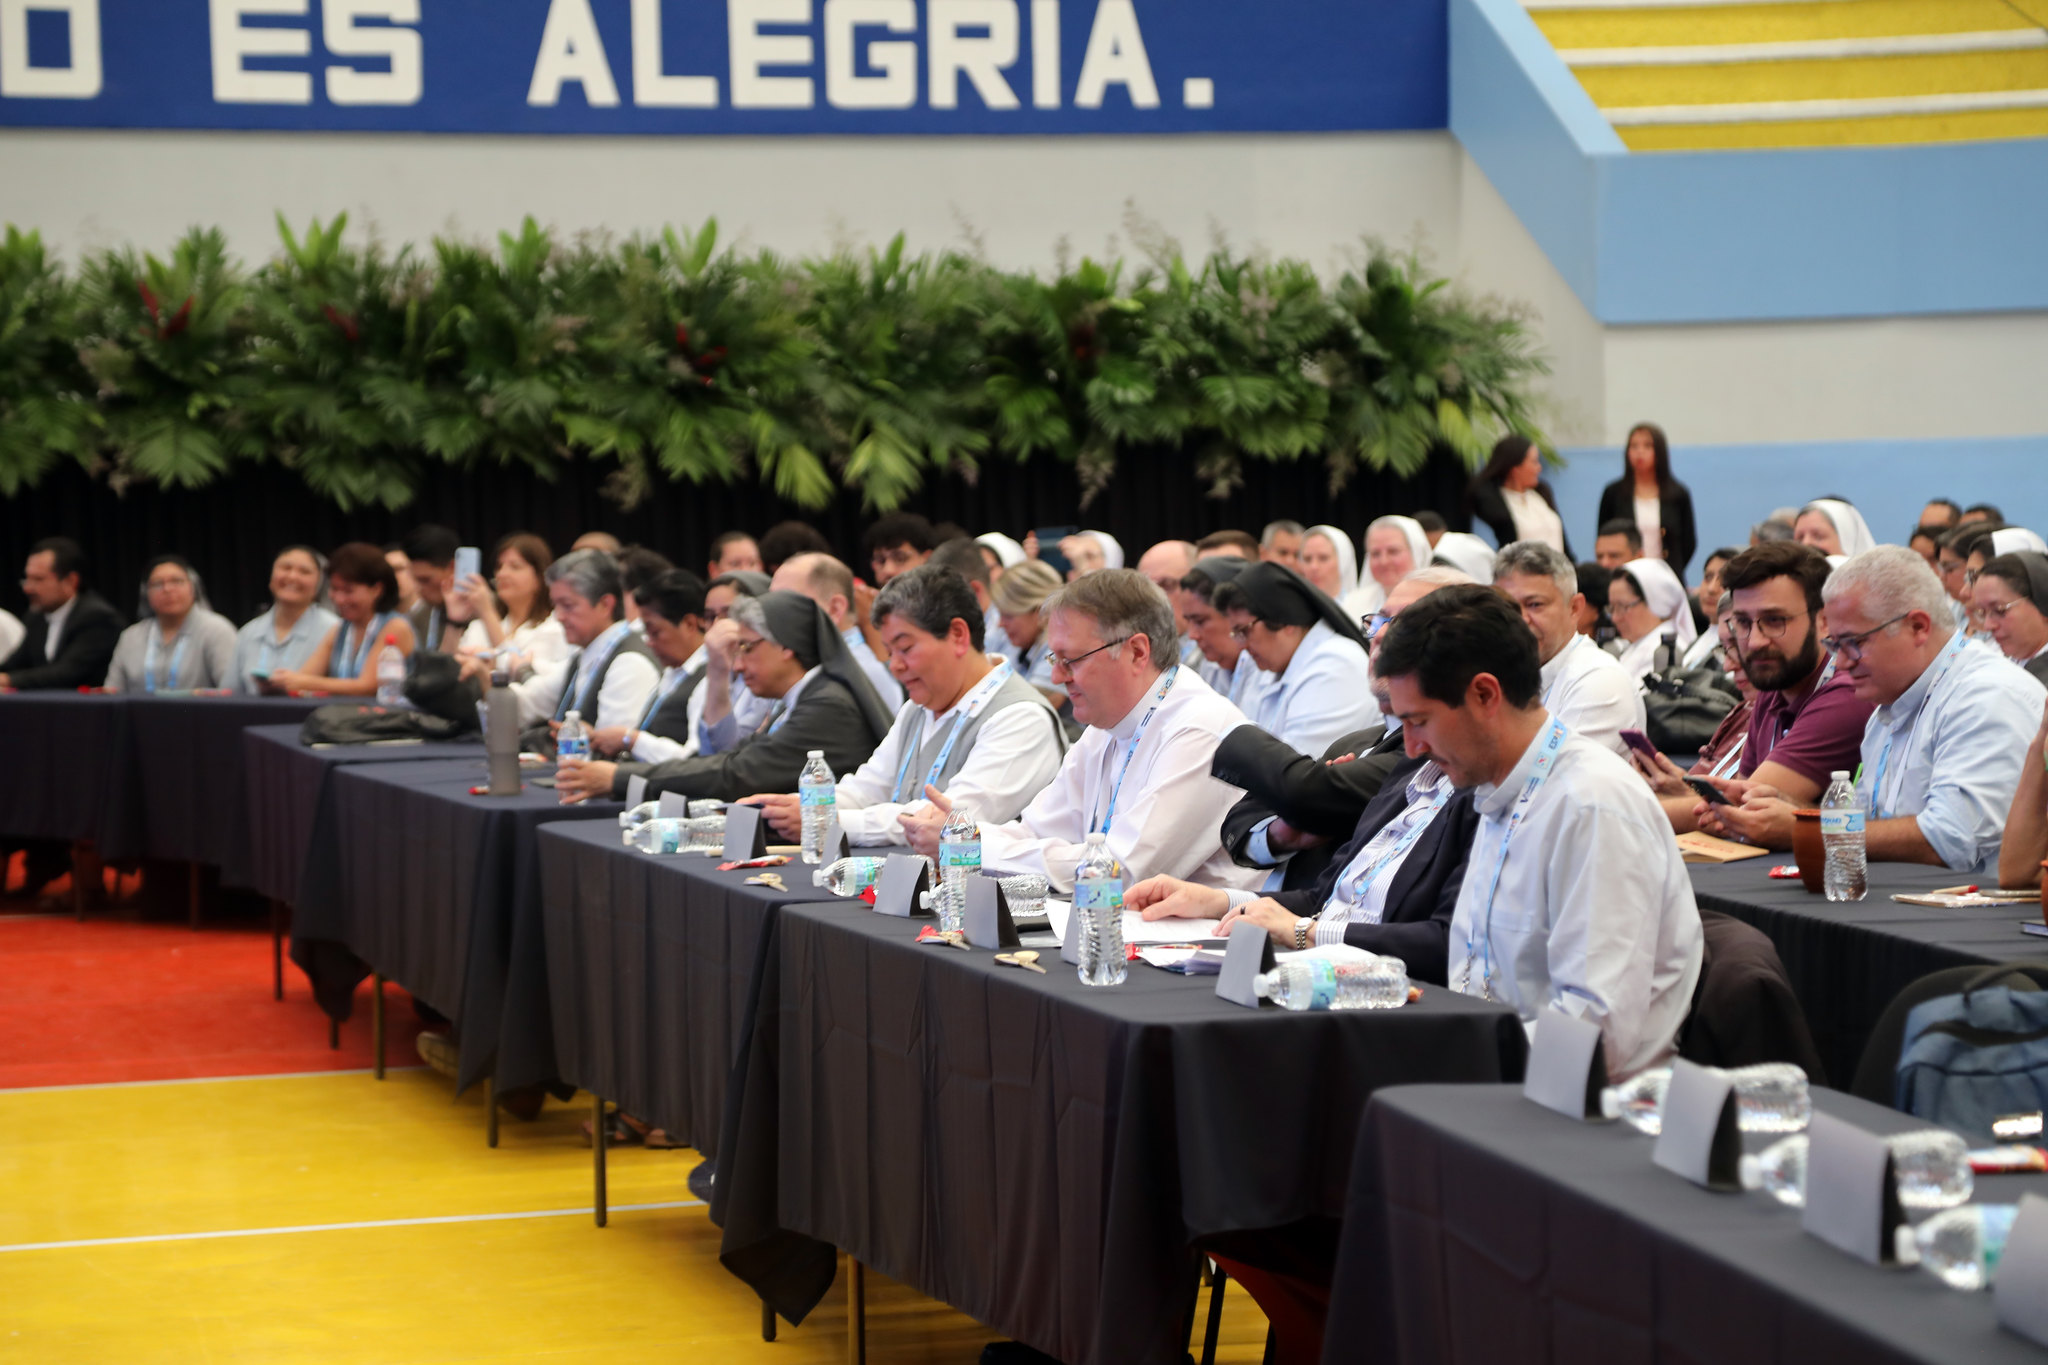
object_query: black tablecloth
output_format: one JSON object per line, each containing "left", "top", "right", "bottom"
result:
{"left": 536, "top": 821, "right": 818, "bottom": 1148}
{"left": 0, "top": 693, "right": 138, "bottom": 855}
{"left": 288, "top": 758, "right": 618, "bottom": 1095}
{"left": 1331, "top": 1084, "right": 2048, "bottom": 1365}
{"left": 1692, "top": 862, "right": 2048, "bottom": 1087}
{"left": 715, "top": 902, "right": 1529, "bottom": 1365}
{"left": 241, "top": 724, "right": 487, "bottom": 907}
{"left": 127, "top": 697, "right": 322, "bottom": 883}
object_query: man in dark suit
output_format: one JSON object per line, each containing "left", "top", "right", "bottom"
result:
{"left": 0, "top": 538, "right": 123, "bottom": 691}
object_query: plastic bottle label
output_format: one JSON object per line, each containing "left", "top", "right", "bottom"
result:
{"left": 1820, "top": 809, "right": 1865, "bottom": 836}
{"left": 800, "top": 785, "right": 835, "bottom": 808}
{"left": 1073, "top": 879, "right": 1123, "bottom": 916}
{"left": 940, "top": 839, "right": 981, "bottom": 873}
{"left": 1304, "top": 959, "right": 1339, "bottom": 1010}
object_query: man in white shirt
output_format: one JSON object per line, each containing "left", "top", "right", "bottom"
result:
{"left": 742, "top": 565, "right": 1064, "bottom": 845}
{"left": 590, "top": 569, "right": 711, "bottom": 767}
{"left": 1376, "top": 584, "right": 1703, "bottom": 1080}
{"left": 1214, "top": 562, "right": 1380, "bottom": 755}
{"left": 500, "top": 549, "right": 660, "bottom": 734}
{"left": 772, "top": 552, "right": 906, "bottom": 711}
{"left": 903, "top": 569, "right": 1265, "bottom": 897}
{"left": 1493, "top": 541, "right": 1646, "bottom": 757}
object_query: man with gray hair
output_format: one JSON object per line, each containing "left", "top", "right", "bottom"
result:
{"left": 1718, "top": 545, "right": 2043, "bottom": 876}
{"left": 903, "top": 568, "right": 1264, "bottom": 898}
{"left": 1493, "top": 540, "right": 1645, "bottom": 757}
{"left": 770, "top": 551, "right": 904, "bottom": 710}
{"left": 504, "top": 548, "right": 660, "bottom": 735}
{"left": 1259, "top": 520, "right": 1305, "bottom": 569}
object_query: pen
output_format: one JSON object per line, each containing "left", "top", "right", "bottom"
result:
{"left": 1930, "top": 884, "right": 1978, "bottom": 896}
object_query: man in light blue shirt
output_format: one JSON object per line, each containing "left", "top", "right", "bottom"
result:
{"left": 1742, "top": 546, "right": 2044, "bottom": 877}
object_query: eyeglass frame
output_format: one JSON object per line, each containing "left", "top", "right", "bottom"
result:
{"left": 1726, "top": 607, "right": 1808, "bottom": 642}
{"left": 1362, "top": 612, "right": 1393, "bottom": 642}
{"left": 1047, "top": 637, "right": 1129, "bottom": 674}
{"left": 1819, "top": 612, "right": 1912, "bottom": 663}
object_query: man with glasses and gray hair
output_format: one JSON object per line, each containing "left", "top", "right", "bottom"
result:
{"left": 904, "top": 568, "right": 1264, "bottom": 898}
{"left": 1491, "top": 541, "right": 1644, "bottom": 757}
{"left": 501, "top": 549, "right": 659, "bottom": 736}
{"left": 1709, "top": 545, "right": 2041, "bottom": 875}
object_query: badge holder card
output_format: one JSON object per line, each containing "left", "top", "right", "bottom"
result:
{"left": 1522, "top": 1009, "right": 1611, "bottom": 1121}
{"left": 1215, "top": 921, "right": 1277, "bottom": 1009}
{"left": 1652, "top": 1059, "right": 1744, "bottom": 1192}
{"left": 819, "top": 815, "right": 849, "bottom": 864}
{"left": 625, "top": 774, "right": 648, "bottom": 809}
{"left": 963, "top": 876, "right": 1021, "bottom": 950}
{"left": 873, "top": 854, "right": 934, "bottom": 918}
{"left": 720, "top": 802, "right": 768, "bottom": 862}
{"left": 1996, "top": 1195, "right": 2048, "bottom": 1345}
{"left": 657, "top": 791, "right": 690, "bottom": 820}
{"left": 1801, "top": 1110, "right": 1912, "bottom": 1267}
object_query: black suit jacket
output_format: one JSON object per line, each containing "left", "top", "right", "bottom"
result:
{"left": 1266, "top": 755, "right": 1479, "bottom": 987}
{"left": 613, "top": 672, "right": 883, "bottom": 802}
{"left": 1213, "top": 723, "right": 1402, "bottom": 892}
{"left": 1597, "top": 478, "right": 1698, "bottom": 578}
{"left": 1467, "top": 477, "right": 1574, "bottom": 561}
{"left": 0, "top": 592, "right": 124, "bottom": 690}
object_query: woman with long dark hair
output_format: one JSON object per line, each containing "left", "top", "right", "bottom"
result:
{"left": 1596, "top": 422, "right": 1697, "bottom": 577}
{"left": 1467, "top": 434, "right": 1570, "bottom": 556}
{"left": 268, "top": 542, "right": 417, "bottom": 696}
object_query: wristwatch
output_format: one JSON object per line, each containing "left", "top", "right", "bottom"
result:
{"left": 1293, "top": 918, "right": 1312, "bottom": 951}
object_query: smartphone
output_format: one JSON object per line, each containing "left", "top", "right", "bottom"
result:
{"left": 1033, "top": 525, "right": 1079, "bottom": 579}
{"left": 454, "top": 545, "right": 482, "bottom": 586}
{"left": 1683, "top": 776, "right": 1731, "bottom": 806}
{"left": 1618, "top": 728, "right": 1659, "bottom": 760}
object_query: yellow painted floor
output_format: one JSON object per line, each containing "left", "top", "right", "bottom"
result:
{"left": 0, "top": 1069, "right": 1271, "bottom": 1363}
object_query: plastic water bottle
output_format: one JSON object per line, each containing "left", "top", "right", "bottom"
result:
{"left": 936, "top": 804, "right": 981, "bottom": 934}
{"left": 629, "top": 818, "right": 688, "bottom": 854}
{"left": 798, "top": 750, "right": 835, "bottom": 865}
{"left": 1601, "top": 1063, "right": 1812, "bottom": 1136}
{"left": 375, "top": 635, "right": 406, "bottom": 707}
{"left": 556, "top": 710, "right": 590, "bottom": 765}
{"left": 813, "top": 857, "right": 887, "bottom": 898}
{"left": 1917, "top": 1205, "right": 2020, "bottom": 1291}
{"left": 1821, "top": 769, "right": 1867, "bottom": 902}
{"left": 1253, "top": 952, "right": 1411, "bottom": 1011}
{"left": 1741, "top": 1129, "right": 1974, "bottom": 1210}
{"left": 1072, "top": 833, "right": 1128, "bottom": 987}
{"left": 619, "top": 800, "right": 661, "bottom": 845}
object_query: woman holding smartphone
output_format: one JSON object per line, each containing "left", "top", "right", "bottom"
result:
{"left": 455, "top": 532, "right": 569, "bottom": 681}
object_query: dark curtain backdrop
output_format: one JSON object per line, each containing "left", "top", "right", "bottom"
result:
{"left": 0, "top": 450, "right": 1474, "bottom": 625}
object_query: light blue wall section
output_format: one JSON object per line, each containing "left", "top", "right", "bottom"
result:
{"left": 1450, "top": 0, "right": 2048, "bottom": 324}
{"left": 1525, "top": 436, "right": 2048, "bottom": 581}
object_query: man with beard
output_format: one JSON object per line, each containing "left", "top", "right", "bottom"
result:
{"left": 1657, "top": 541, "right": 1874, "bottom": 848}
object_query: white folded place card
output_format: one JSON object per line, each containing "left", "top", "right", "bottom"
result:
{"left": 1522, "top": 1009, "right": 1609, "bottom": 1121}
{"left": 1802, "top": 1110, "right": 1907, "bottom": 1266}
{"left": 1215, "top": 921, "right": 1276, "bottom": 1009}
{"left": 820, "top": 815, "right": 849, "bottom": 863}
{"left": 626, "top": 774, "right": 647, "bottom": 809}
{"left": 872, "top": 854, "right": 932, "bottom": 918}
{"left": 720, "top": 802, "right": 767, "bottom": 861}
{"left": 1652, "top": 1059, "right": 1742, "bottom": 1191}
{"left": 657, "top": 791, "right": 689, "bottom": 820}
{"left": 963, "top": 876, "right": 1020, "bottom": 950}
{"left": 1996, "top": 1195, "right": 2048, "bottom": 1344}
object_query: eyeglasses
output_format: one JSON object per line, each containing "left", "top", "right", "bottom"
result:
{"left": 1982, "top": 598, "right": 2030, "bottom": 622}
{"left": 1227, "top": 620, "right": 1277, "bottom": 643}
{"left": 1362, "top": 612, "right": 1393, "bottom": 641}
{"left": 1728, "top": 609, "right": 1807, "bottom": 641}
{"left": 1820, "top": 613, "right": 1910, "bottom": 663}
{"left": 145, "top": 578, "right": 190, "bottom": 592}
{"left": 1607, "top": 596, "right": 1643, "bottom": 616}
{"left": 732, "top": 638, "right": 767, "bottom": 656}
{"left": 1047, "top": 638, "right": 1128, "bottom": 673}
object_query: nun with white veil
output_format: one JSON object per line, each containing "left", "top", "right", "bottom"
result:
{"left": 1793, "top": 500, "right": 1877, "bottom": 560}
{"left": 1296, "top": 525, "right": 1358, "bottom": 606}
{"left": 1343, "top": 516, "right": 1434, "bottom": 617}
{"left": 1429, "top": 532, "right": 1498, "bottom": 584}
{"left": 1606, "top": 557, "right": 1698, "bottom": 682}
{"left": 1991, "top": 527, "right": 2048, "bottom": 558}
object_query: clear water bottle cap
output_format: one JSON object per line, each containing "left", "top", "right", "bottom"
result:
{"left": 565, "top": 710, "right": 581, "bottom": 721}
{"left": 1830, "top": 770, "right": 1848, "bottom": 780}
{"left": 1085, "top": 832, "right": 1106, "bottom": 846}
{"left": 1737, "top": 1153, "right": 1763, "bottom": 1190}
{"left": 808, "top": 749, "right": 824, "bottom": 758}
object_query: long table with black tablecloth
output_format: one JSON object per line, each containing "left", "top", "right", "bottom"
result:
{"left": 125, "top": 696, "right": 325, "bottom": 883}
{"left": 1327, "top": 1083, "right": 2048, "bottom": 1365}
{"left": 710, "top": 899, "right": 1530, "bottom": 1365}
{"left": 288, "top": 759, "right": 619, "bottom": 1095}
{"left": 1691, "top": 861, "right": 2048, "bottom": 1089}
{"left": 536, "top": 820, "right": 822, "bottom": 1155}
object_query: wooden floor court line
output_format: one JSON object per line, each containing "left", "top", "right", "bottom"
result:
{"left": 0, "top": 1199, "right": 704, "bottom": 1254}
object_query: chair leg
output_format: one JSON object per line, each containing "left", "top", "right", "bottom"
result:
{"left": 593, "top": 1093, "right": 608, "bottom": 1228}
{"left": 328, "top": 1017, "right": 339, "bottom": 1050}
{"left": 486, "top": 1076, "right": 499, "bottom": 1149}
{"left": 1201, "top": 1262, "right": 1229, "bottom": 1365}
{"left": 188, "top": 862, "right": 201, "bottom": 930}
{"left": 371, "top": 973, "right": 386, "bottom": 1080}
{"left": 761, "top": 1299, "right": 777, "bottom": 1342}
{"left": 1261, "top": 1324, "right": 1277, "bottom": 1365}
{"left": 846, "top": 1255, "right": 866, "bottom": 1365}
{"left": 271, "top": 900, "right": 286, "bottom": 1001}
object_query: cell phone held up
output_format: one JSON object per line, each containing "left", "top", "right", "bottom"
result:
{"left": 1618, "top": 728, "right": 1660, "bottom": 760}
{"left": 1683, "top": 776, "right": 1731, "bottom": 807}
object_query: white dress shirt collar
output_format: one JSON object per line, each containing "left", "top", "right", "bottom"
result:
{"left": 1875, "top": 631, "right": 1962, "bottom": 732}
{"left": 44, "top": 594, "right": 76, "bottom": 655}
{"left": 1103, "top": 666, "right": 1177, "bottom": 741}
{"left": 1475, "top": 712, "right": 1557, "bottom": 816}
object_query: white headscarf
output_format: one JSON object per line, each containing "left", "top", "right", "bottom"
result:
{"left": 1364, "top": 517, "right": 1433, "bottom": 589}
{"left": 1302, "top": 524, "right": 1359, "bottom": 602}
{"left": 1801, "top": 499, "right": 1877, "bottom": 559}
{"left": 1083, "top": 531, "right": 1124, "bottom": 571}
{"left": 1619, "top": 557, "right": 1698, "bottom": 649}
{"left": 1991, "top": 527, "right": 2048, "bottom": 557}
{"left": 1431, "top": 532, "right": 1497, "bottom": 583}
{"left": 975, "top": 532, "right": 1026, "bottom": 569}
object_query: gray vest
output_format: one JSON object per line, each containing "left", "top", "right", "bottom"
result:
{"left": 553, "top": 629, "right": 656, "bottom": 723}
{"left": 889, "top": 670, "right": 1065, "bottom": 803}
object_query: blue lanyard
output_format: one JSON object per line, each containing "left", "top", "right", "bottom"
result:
{"left": 1332, "top": 772, "right": 1449, "bottom": 914}
{"left": 638, "top": 660, "right": 697, "bottom": 726}
{"left": 334, "top": 613, "right": 393, "bottom": 681}
{"left": 562, "top": 621, "right": 632, "bottom": 716}
{"left": 1091, "top": 666, "right": 1179, "bottom": 836}
{"left": 892, "top": 662, "right": 1014, "bottom": 803}
{"left": 142, "top": 623, "right": 192, "bottom": 694}
{"left": 1465, "top": 718, "right": 1569, "bottom": 1001}
{"left": 1869, "top": 633, "right": 1963, "bottom": 820}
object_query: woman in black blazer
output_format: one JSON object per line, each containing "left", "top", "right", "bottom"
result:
{"left": 1596, "top": 422, "right": 1697, "bottom": 577}
{"left": 1467, "top": 434, "right": 1573, "bottom": 559}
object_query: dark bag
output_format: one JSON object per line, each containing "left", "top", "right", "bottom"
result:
{"left": 298, "top": 703, "right": 467, "bottom": 746}
{"left": 1895, "top": 965, "right": 2048, "bottom": 1144}
{"left": 404, "top": 650, "right": 482, "bottom": 731}
{"left": 1642, "top": 664, "right": 1737, "bottom": 754}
